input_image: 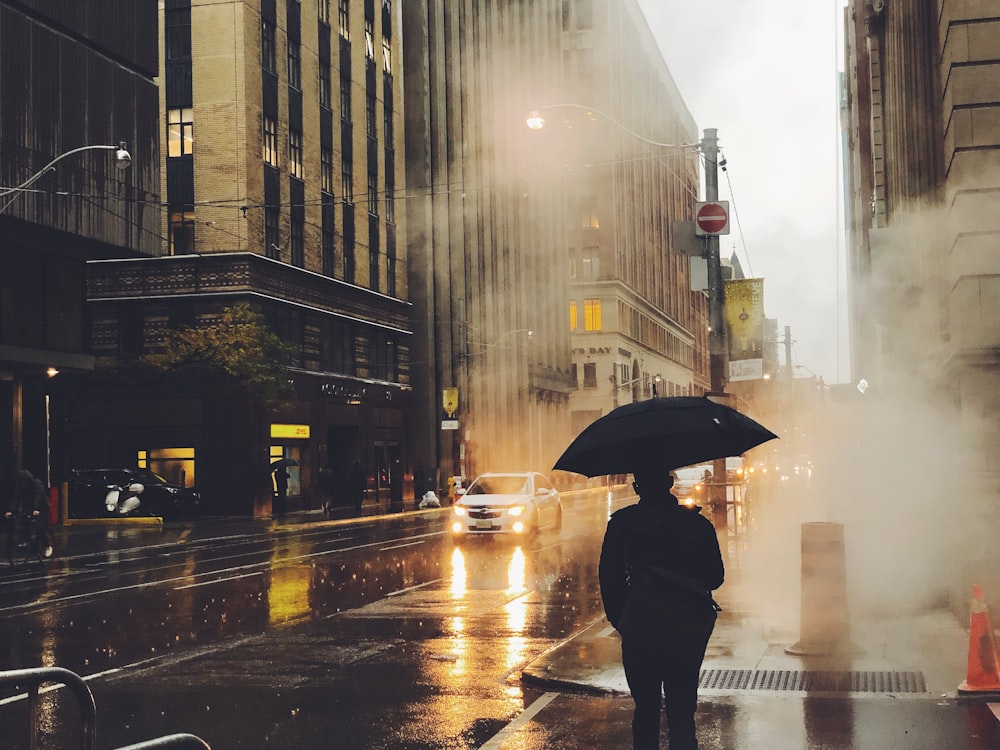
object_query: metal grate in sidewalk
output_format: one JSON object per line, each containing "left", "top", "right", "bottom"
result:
{"left": 699, "top": 668, "right": 927, "bottom": 694}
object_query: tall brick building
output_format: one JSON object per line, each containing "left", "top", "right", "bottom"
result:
{"left": 402, "top": 0, "right": 708, "bottom": 484}
{"left": 73, "top": 0, "right": 411, "bottom": 515}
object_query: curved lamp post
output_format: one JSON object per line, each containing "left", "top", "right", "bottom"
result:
{"left": 0, "top": 142, "right": 132, "bottom": 213}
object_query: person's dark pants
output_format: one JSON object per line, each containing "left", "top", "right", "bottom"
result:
{"left": 622, "top": 606, "right": 716, "bottom": 750}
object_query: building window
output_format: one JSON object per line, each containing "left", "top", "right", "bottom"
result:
{"left": 338, "top": 0, "right": 349, "bottom": 39}
{"left": 318, "top": 0, "right": 330, "bottom": 25}
{"left": 321, "top": 146, "right": 334, "bottom": 194}
{"left": 386, "top": 245, "right": 395, "bottom": 297}
{"left": 365, "top": 18, "right": 375, "bottom": 59}
{"left": 167, "top": 108, "right": 194, "bottom": 157}
{"left": 340, "top": 73, "right": 352, "bottom": 121}
{"left": 582, "top": 246, "right": 598, "bottom": 278}
{"left": 366, "top": 92, "right": 377, "bottom": 139}
{"left": 383, "top": 102, "right": 394, "bottom": 144}
{"left": 385, "top": 179, "right": 395, "bottom": 223}
{"left": 576, "top": 0, "right": 594, "bottom": 29}
{"left": 265, "top": 207, "right": 280, "bottom": 258}
{"left": 322, "top": 210, "right": 335, "bottom": 276}
{"left": 319, "top": 62, "right": 331, "bottom": 108}
{"left": 581, "top": 198, "right": 599, "bottom": 228}
{"left": 367, "top": 170, "right": 378, "bottom": 215}
{"left": 569, "top": 301, "right": 578, "bottom": 331}
{"left": 291, "top": 217, "right": 304, "bottom": 267}
{"left": 165, "top": 7, "right": 192, "bottom": 60}
{"left": 568, "top": 256, "right": 577, "bottom": 279}
{"left": 382, "top": 36, "right": 392, "bottom": 73}
{"left": 287, "top": 39, "right": 301, "bottom": 90}
{"left": 168, "top": 207, "right": 195, "bottom": 255}
{"left": 570, "top": 362, "right": 578, "bottom": 389}
{"left": 583, "top": 362, "right": 598, "bottom": 389}
{"left": 263, "top": 116, "right": 278, "bottom": 165}
{"left": 369, "top": 243, "right": 379, "bottom": 289}
{"left": 261, "top": 19, "right": 276, "bottom": 72}
{"left": 341, "top": 155, "right": 353, "bottom": 203}
{"left": 289, "top": 130, "right": 303, "bottom": 178}
{"left": 584, "top": 298, "right": 602, "bottom": 331}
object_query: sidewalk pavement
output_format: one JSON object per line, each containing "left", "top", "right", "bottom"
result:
{"left": 521, "top": 568, "right": 975, "bottom": 701}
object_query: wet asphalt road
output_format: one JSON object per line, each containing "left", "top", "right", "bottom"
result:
{"left": 1, "top": 491, "right": 624, "bottom": 748}
{"left": 3, "top": 484, "right": 1000, "bottom": 748}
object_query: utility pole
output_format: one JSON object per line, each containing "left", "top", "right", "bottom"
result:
{"left": 702, "top": 128, "right": 729, "bottom": 533}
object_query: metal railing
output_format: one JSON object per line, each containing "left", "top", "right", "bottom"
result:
{"left": 0, "top": 667, "right": 210, "bottom": 750}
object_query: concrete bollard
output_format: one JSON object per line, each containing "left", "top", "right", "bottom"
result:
{"left": 786, "top": 521, "right": 855, "bottom": 656}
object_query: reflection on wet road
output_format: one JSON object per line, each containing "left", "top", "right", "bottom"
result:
{"left": 0, "top": 490, "right": 621, "bottom": 748}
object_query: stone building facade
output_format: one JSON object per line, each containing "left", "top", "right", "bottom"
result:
{"left": 402, "top": 0, "right": 708, "bottom": 485}
{"left": 72, "top": 0, "right": 412, "bottom": 515}
{"left": 843, "top": 0, "right": 1000, "bottom": 598}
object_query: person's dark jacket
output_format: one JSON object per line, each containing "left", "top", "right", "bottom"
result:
{"left": 5, "top": 470, "right": 47, "bottom": 518}
{"left": 599, "top": 495, "right": 724, "bottom": 632}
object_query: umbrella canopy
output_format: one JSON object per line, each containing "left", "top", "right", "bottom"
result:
{"left": 270, "top": 458, "right": 299, "bottom": 471}
{"left": 553, "top": 396, "right": 778, "bottom": 478}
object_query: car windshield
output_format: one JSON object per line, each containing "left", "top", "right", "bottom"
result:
{"left": 466, "top": 476, "right": 529, "bottom": 496}
{"left": 673, "top": 468, "right": 705, "bottom": 481}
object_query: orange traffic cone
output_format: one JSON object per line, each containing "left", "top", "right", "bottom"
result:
{"left": 957, "top": 584, "right": 1000, "bottom": 698}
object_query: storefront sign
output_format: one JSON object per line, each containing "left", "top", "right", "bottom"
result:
{"left": 271, "top": 423, "right": 310, "bottom": 439}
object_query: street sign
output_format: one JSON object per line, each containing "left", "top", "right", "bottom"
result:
{"left": 695, "top": 201, "right": 730, "bottom": 236}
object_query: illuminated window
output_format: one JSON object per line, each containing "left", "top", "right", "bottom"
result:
{"left": 338, "top": 0, "right": 349, "bottom": 39}
{"left": 382, "top": 36, "right": 392, "bottom": 73}
{"left": 289, "top": 130, "right": 303, "bottom": 178}
{"left": 581, "top": 198, "right": 599, "bottom": 228}
{"left": 569, "top": 301, "right": 578, "bottom": 331}
{"left": 167, "top": 108, "right": 194, "bottom": 157}
{"left": 584, "top": 298, "right": 602, "bottom": 331}
{"left": 263, "top": 116, "right": 278, "bottom": 166}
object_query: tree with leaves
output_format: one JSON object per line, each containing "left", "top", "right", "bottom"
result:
{"left": 141, "top": 303, "right": 296, "bottom": 409}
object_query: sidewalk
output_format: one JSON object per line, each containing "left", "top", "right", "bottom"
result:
{"left": 521, "top": 568, "right": 974, "bottom": 700}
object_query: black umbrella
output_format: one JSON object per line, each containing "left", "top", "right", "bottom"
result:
{"left": 553, "top": 396, "right": 778, "bottom": 477}
{"left": 270, "top": 458, "right": 299, "bottom": 471}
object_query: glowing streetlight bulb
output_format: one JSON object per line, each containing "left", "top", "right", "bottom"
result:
{"left": 526, "top": 111, "right": 545, "bottom": 130}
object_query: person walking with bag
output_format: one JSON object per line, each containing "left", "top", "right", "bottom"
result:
{"left": 599, "top": 464, "right": 724, "bottom": 750}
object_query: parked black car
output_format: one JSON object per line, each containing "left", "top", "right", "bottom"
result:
{"left": 69, "top": 469, "right": 201, "bottom": 519}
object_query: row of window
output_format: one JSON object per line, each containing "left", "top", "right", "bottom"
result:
{"left": 568, "top": 361, "right": 689, "bottom": 397}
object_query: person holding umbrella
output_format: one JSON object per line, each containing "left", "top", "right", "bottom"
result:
{"left": 599, "top": 463, "right": 724, "bottom": 750}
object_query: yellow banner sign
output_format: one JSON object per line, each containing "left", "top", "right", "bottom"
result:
{"left": 442, "top": 388, "right": 459, "bottom": 417}
{"left": 725, "top": 278, "right": 765, "bottom": 381}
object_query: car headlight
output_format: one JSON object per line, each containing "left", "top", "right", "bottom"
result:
{"left": 453, "top": 505, "right": 467, "bottom": 517}
{"left": 507, "top": 505, "right": 525, "bottom": 516}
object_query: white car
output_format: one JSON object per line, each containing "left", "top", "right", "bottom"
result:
{"left": 450, "top": 472, "right": 562, "bottom": 540}
{"left": 672, "top": 465, "right": 713, "bottom": 508}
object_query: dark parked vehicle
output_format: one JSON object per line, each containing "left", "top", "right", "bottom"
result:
{"left": 69, "top": 469, "right": 201, "bottom": 520}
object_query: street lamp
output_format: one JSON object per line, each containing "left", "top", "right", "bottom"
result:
{"left": 0, "top": 142, "right": 132, "bottom": 213}
{"left": 526, "top": 104, "right": 699, "bottom": 151}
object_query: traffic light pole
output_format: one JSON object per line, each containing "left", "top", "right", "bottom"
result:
{"left": 702, "top": 128, "right": 729, "bottom": 533}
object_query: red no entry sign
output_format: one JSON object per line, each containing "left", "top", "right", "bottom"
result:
{"left": 695, "top": 201, "right": 730, "bottom": 236}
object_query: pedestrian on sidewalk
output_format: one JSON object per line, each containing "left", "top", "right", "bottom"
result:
{"left": 599, "top": 464, "right": 724, "bottom": 750}
{"left": 318, "top": 464, "right": 336, "bottom": 514}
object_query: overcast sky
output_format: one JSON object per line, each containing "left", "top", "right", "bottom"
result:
{"left": 636, "top": 1, "right": 849, "bottom": 384}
